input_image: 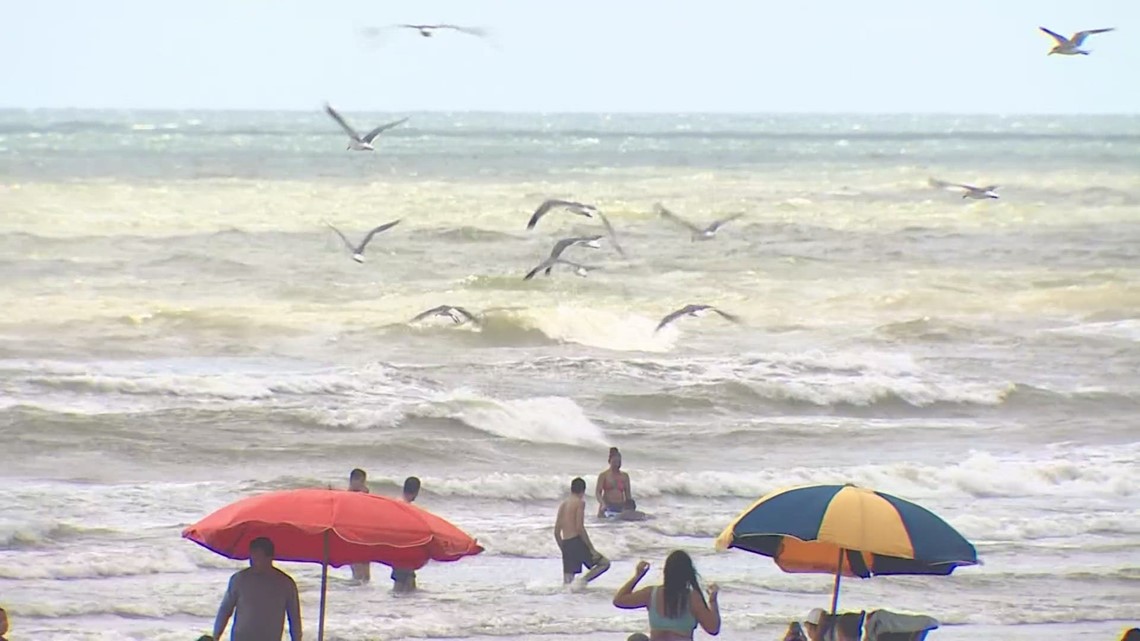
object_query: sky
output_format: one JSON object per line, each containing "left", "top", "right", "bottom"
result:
{"left": 1, "top": 0, "right": 1135, "bottom": 114}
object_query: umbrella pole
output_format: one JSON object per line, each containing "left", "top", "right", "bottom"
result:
{"left": 830, "top": 547, "right": 843, "bottom": 614}
{"left": 318, "top": 530, "right": 329, "bottom": 641}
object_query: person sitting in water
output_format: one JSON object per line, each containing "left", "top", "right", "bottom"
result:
{"left": 596, "top": 447, "right": 633, "bottom": 518}
{"left": 391, "top": 476, "right": 422, "bottom": 593}
{"left": 347, "top": 468, "right": 371, "bottom": 583}
{"left": 614, "top": 498, "right": 649, "bottom": 521}
{"left": 612, "top": 550, "right": 721, "bottom": 640}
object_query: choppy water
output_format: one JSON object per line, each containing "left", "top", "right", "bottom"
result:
{"left": 1, "top": 110, "right": 1138, "bottom": 641}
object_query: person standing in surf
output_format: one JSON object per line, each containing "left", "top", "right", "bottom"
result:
{"left": 347, "top": 468, "right": 371, "bottom": 582}
{"left": 555, "top": 477, "right": 611, "bottom": 585}
{"left": 596, "top": 447, "right": 633, "bottom": 518}
{"left": 391, "top": 476, "right": 421, "bottom": 593}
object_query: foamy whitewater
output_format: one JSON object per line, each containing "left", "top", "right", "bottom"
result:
{"left": 1, "top": 111, "right": 1137, "bottom": 640}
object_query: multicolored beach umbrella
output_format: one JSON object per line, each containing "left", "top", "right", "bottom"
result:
{"left": 715, "top": 483, "right": 977, "bottom": 612}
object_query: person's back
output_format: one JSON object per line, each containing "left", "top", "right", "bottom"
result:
{"left": 213, "top": 537, "right": 301, "bottom": 641}
{"left": 647, "top": 584, "right": 697, "bottom": 639}
{"left": 222, "top": 567, "right": 298, "bottom": 641}
{"left": 613, "top": 550, "right": 719, "bottom": 640}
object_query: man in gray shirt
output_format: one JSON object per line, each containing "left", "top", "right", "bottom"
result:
{"left": 213, "top": 537, "right": 302, "bottom": 641}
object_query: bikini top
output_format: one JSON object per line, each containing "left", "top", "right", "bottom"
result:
{"left": 647, "top": 586, "right": 697, "bottom": 635}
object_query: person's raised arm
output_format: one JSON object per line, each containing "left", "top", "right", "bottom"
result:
{"left": 286, "top": 577, "right": 303, "bottom": 641}
{"left": 612, "top": 560, "right": 652, "bottom": 608}
{"left": 212, "top": 575, "right": 238, "bottom": 640}
{"left": 691, "top": 582, "right": 721, "bottom": 635}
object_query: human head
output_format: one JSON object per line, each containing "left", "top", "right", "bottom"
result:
{"left": 0, "top": 606, "right": 8, "bottom": 636}
{"left": 570, "top": 477, "right": 586, "bottom": 495}
{"left": 803, "top": 608, "right": 826, "bottom": 641}
{"left": 403, "top": 476, "right": 421, "bottom": 502}
{"left": 608, "top": 447, "right": 622, "bottom": 471}
{"left": 661, "top": 550, "right": 703, "bottom": 617}
{"left": 626, "top": 634, "right": 649, "bottom": 641}
{"left": 248, "top": 537, "right": 275, "bottom": 570}
{"left": 349, "top": 468, "right": 367, "bottom": 490}
{"left": 1121, "top": 629, "right": 1140, "bottom": 641}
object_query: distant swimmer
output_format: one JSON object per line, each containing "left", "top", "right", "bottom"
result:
{"left": 655, "top": 203, "right": 743, "bottom": 241}
{"left": 596, "top": 448, "right": 633, "bottom": 518}
{"left": 655, "top": 304, "right": 741, "bottom": 333}
{"left": 348, "top": 469, "right": 371, "bottom": 582}
{"left": 391, "top": 476, "right": 422, "bottom": 593}
{"left": 1038, "top": 26, "right": 1114, "bottom": 56}
{"left": 524, "top": 235, "right": 602, "bottom": 280}
{"left": 928, "top": 178, "right": 999, "bottom": 200}
{"left": 411, "top": 305, "right": 481, "bottom": 326}
{"left": 324, "top": 103, "right": 409, "bottom": 151}
{"left": 326, "top": 219, "right": 401, "bottom": 263}
{"left": 555, "top": 477, "right": 611, "bottom": 586}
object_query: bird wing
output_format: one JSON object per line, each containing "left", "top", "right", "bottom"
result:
{"left": 324, "top": 103, "right": 361, "bottom": 142}
{"left": 656, "top": 204, "right": 702, "bottom": 233}
{"left": 325, "top": 223, "right": 356, "bottom": 251}
{"left": 451, "top": 307, "right": 480, "bottom": 324}
{"left": 1038, "top": 27, "right": 1070, "bottom": 45}
{"left": 361, "top": 117, "right": 409, "bottom": 144}
{"left": 437, "top": 24, "right": 489, "bottom": 37}
{"left": 711, "top": 308, "right": 742, "bottom": 324}
{"left": 524, "top": 258, "right": 555, "bottom": 280}
{"left": 980, "top": 185, "right": 999, "bottom": 192}
{"left": 707, "top": 213, "right": 744, "bottom": 232}
{"left": 928, "top": 177, "right": 974, "bottom": 191}
{"left": 411, "top": 305, "right": 451, "bottom": 322}
{"left": 655, "top": 307, "right": 692, "bottom": 332}
{"left": 357, "top": 219, "right": 402, "bottom": 252}
{"left": 594, "top": 211, "right": 627, "bottom": 258}
{"left": 527, "top": 199, "right": 571, "bottom": 230}
{"left": 549, "top": 235, "right": 601, "bottom": 260}
{"left": 1072, "top": 28, "right": 1114, "bottom": 45}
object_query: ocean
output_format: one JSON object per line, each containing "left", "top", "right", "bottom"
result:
{"left": 0, "top": 109, "right": 1137, "bottom": 640}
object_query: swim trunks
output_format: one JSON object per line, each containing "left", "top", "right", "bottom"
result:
{"left": 561, "top": 536, "right": 601, "bottom": 575}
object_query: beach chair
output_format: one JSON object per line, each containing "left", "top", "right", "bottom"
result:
{"left": 864, "top": 610, "right": 940, "bottom": 641}
{"left": 821, "top": 611, "right": 866, "bottom": 641}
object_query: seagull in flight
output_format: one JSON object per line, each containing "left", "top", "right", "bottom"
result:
{"left": 397, "top": 24, "right": 488, "bottom": 39}
{"left": 656, "top": 204, "right": 743, "bottom": 240}
{"left": 528, "top": 258, "right": 596, "bottom": 279}
{"left": 527, "top": 199, "right": 627, "bottom": 257}
{"left": 527, "top": 199, "right": 598, "bottom": 230}
{"left": 324, "top": 103, "right": 408, "bottom": 151}
{"left": 411, "top": 305, "right": 480, "bottom": 326}
{"left": 325, "top": 220, "right": 401, "bottom": 263}
{"left": 928, "top": 178, "right": 999, "bottom": 200}
{"left": 1039, "top": 27, "right": 1114, "bottom": 56}
{"left": 524, "top": 235, "right": 603, "bottom": 280}
{"left": 655, "top": 305, "right": 741, "bottom": 333}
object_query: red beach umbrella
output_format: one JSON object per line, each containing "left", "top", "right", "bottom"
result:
{"left": 183, "top": 488, "right": 483, "bottom": 641}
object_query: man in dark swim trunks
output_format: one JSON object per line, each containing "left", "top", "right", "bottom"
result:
{"left": 555, "top": 477, "right": 610, "bottom": 585}
{"left": 392, "top": 476, "right": 422, "bottom": 593}
{"left": 595, "top": 447, "right": 633, "bottom": 518}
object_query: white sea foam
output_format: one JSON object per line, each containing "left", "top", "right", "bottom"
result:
{"left": 420, "top": 389, "right": 610, "bottom": 446}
